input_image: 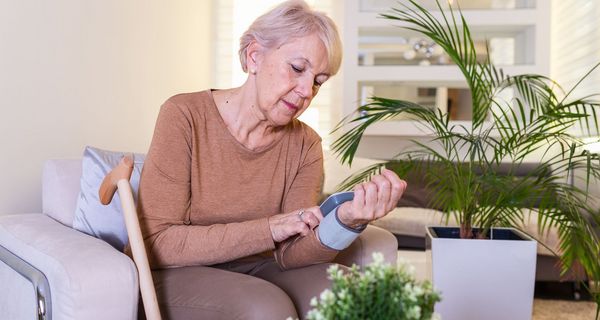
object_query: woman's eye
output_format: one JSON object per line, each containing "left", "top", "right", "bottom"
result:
{"left": 314, "top": 76, "right": 328, "bottom": 88}
{"left": 291, "top": 65, "right": 303, "bottom": 73}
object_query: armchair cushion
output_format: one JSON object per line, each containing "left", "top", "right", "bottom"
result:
{"left": 72, "top": 146, "right": 144, "bottom": 251}
{"left": 42, "top": 159, "right": 82, "bottom": 227}
{"left": 0, "top": 213, "right": 139, "bottom": 320}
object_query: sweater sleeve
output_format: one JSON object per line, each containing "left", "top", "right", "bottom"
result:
{"left": 274, "top": 129, "right": 338, "bottom": 270}
{"left": 138, "top": 98, "right": 275, "bottom": 269}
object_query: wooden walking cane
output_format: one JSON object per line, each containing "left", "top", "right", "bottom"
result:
{"left": 99, "top": 156, "right": 162, "bottom": 320}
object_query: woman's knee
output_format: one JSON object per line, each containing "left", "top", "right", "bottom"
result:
{"left": 334, "top": 224, "right": 398, "bottom": 267}
{"left": 231, "top": 281, "right": 298, "bottom": 320}
{"left": 253, "top": 261, "right": 346, "bottom": 320}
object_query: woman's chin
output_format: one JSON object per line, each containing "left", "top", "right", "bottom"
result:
{"left": 270, "top": 112, "right": 296, "bottom": 127}
{"left": 273, "top": 118, "right": 293, "bottom": 127}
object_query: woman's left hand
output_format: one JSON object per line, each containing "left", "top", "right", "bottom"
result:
{"left": 268, "top": 207, "right": 324, "bottom": 242}
{"left": 337, "top": 168, "right": 407, "bottom": 229}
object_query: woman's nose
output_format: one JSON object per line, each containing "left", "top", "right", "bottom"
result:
{"left": 295, "top": 76, "right": 314, "bottom": 99}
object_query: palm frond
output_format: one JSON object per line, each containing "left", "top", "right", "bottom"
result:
{"left": 331, "top": 97, "right": 447, "bottom": 166}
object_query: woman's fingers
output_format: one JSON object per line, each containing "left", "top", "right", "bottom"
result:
{"left": 268, "top": 211, "right": 306, "bottom": 242}
{"left": 268, "top": 207, "right": 327, "bottom": 242}
{"left": 352, "top": 183, "right": 365, "bottom": 212}
{"left": 382, "top": 168, "right": 407, "bottom": 211}
{"left": 299, "top": 208, "right": 321, "bottom": 230}
{"left": 340, "top": 170, "right": 408, "bottom": 227}
{"left": 371, "top": 174, "right": 391, "bottom": 218}
{"left": 364, "top": 181, "right": 378, "bottom": 216}
{"left": 297, "top": 221, "right": 310, "bottom": 236}
{"left": 307, "top": 206, "right": 324, "bottom": 222}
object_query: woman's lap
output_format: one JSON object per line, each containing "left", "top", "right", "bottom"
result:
{"left": 151, "top": 265, "right": 298, "bottom": 320}
{"left": 150, "top": 261, "right": 336, "bottom": 320}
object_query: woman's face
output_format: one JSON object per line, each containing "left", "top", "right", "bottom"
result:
{"left": 251, "top": 33, "right": 330, "bottom": 127}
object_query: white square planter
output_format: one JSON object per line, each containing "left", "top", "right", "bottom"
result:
{"left": 426, "top": 226, "right": 537, "bottom": 320}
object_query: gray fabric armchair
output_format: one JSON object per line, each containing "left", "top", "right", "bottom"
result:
{"left": 0, "top": 159, "right": 139, "bottom": 320}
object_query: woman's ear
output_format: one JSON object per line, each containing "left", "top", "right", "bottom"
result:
{"left": 246, "top": 41, "right": 263, "bottom": 74}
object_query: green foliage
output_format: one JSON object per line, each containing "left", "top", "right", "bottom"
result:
{"left": 332, "top": 0, "right": 600, "bottom": 293}
{"left": 306, "top": 253, "right": 440, "bottom": 320}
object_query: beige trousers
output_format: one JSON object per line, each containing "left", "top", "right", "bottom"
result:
{"left": 149, "top": 225, "right": 397, "bottom": 320}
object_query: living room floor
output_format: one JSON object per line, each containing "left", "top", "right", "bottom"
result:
{"left": 398, "top": 250, "right": 597, "bottom": 319}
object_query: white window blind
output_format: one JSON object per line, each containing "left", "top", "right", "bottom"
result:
{"left": 551, "top": 0, "right": 600, "bottom": 129}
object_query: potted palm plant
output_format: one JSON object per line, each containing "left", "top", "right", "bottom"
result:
{"left": 332, "top": 1, "right": 600, "bottom": 319}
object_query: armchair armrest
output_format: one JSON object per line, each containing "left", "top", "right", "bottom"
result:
{"left": 0, "top": 243, "right": 51, "bottom": 319}
{"left": 0, "top": 213, "right": 139, "bottom": 320}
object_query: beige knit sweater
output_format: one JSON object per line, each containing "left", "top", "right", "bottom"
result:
{"left": 138, "top": 90, "right": 337, "bottom": 269}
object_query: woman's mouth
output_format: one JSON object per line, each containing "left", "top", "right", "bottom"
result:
{"left": 282, "top": 100, "right": 299, "bottom": 113}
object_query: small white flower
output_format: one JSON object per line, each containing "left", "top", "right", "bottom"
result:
{"left": 306, "top": 309, "right": 325, "bottom": 320}
{"left": 327, "top": 264, "right": 340, "bottom": 280}
{"left": 320, "top": 289, "right": 335, "bottom": 303}
{"left": 337, "top": 288, "right": 348, "bottom": 299}
{"left": 327, "top": 264, "right": 339, "bottom": 274}
{"left": 413, "top": 285, "right": 424, "bottom": 296}
{"left": 408, "top": 305, "right": 421, "bottom": 319}
{"left": 376, "top": 266, "right": 386, "bottom": 278}
{"left": 398, "top": 258, "right": 417, "bottom": 275}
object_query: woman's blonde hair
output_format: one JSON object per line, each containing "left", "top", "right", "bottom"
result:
{"left": 239, "top": 0, "right": 342, "bottom": 75}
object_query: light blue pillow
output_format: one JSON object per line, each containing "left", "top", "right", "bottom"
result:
{"left": 73, "top": 146, "right": 145, "bottom": 251}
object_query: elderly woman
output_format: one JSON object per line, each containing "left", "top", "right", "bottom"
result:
{"left": 138, "top": 1, "right": 407, "bottom": 319}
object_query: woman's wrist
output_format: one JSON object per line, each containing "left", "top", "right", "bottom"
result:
{"left": 337, "top": 202, "right": 364, "bottom": 229}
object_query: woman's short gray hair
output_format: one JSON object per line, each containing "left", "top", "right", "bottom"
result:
{"left": 239, "top": 0, "right": 342, "bottom": 75}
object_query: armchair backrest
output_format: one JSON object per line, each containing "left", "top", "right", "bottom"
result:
{"left": 42, "top": 159, "right": 82, "bottom": 227}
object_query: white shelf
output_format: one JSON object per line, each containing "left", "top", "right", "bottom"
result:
{"left": 357, "top": 9, "right": 541, "bottom": 28}
{"left": 355, "top": 65, "right": 545, "bottom": 83}
{"left": 363, "top": 120, "right": 472, "bottom": 137}
{"left": 342, "top": 0, "right": 551, "bottom": 123}
{"left": 356, "top": 66, "right": 463, "bottom": 83}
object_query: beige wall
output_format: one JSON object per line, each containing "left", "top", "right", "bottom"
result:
{"left": 0, "top": 0, "right": 213, "bottom": 215}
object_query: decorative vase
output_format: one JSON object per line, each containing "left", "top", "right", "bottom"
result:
{"left": 426, "top": 226, "right": 537, "bottom": 320}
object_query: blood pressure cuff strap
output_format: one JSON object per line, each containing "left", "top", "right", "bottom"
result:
{"left": 317, "top": 206, "right": 366, "bottom": 250}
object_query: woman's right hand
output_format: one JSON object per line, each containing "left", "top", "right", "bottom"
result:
{"left": 268, "top": 207, "right": 323, "bottom": 242}
{"left": 337, "top": 168, "right": 407, "bottom": 228}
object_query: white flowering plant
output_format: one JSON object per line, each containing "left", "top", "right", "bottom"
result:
{"left": 306, "top": 253, "right": 441, "bottom": 320}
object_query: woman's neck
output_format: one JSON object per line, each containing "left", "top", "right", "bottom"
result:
{"left": 214, "top": 83, "right": 284, "bottom": 151}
